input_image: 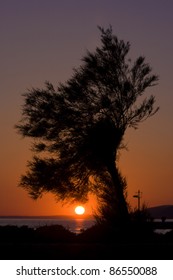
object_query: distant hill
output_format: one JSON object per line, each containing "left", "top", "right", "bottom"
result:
{"left": 147, "top": 205, "right": 173, "bottom": 219}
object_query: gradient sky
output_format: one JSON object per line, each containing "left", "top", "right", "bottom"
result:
{"left": 0, "top": 0, "right": 173, "bottom": 216}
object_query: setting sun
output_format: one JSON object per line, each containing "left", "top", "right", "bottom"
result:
{"left": 75, "top": 206, "right": 85, "bottom": 215}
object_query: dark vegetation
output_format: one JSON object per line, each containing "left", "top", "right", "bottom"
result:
{"left": 1, "top": 219, "right": 173, "bottom": 260}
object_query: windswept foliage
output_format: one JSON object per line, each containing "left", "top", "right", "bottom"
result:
{"left": 16, "top": 26, "right": 159, "bottom": 223}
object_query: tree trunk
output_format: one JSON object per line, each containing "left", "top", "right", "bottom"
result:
{"left": 106, "top": 157, "right": 129, "bottom": 226}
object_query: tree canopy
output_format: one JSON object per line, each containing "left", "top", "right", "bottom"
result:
{"left": 16, "top": 26, "right": 159, "bottom": 223}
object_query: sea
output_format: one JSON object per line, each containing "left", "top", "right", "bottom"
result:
{"left": 0, "top": 216, "right": 95, "bottom": 234}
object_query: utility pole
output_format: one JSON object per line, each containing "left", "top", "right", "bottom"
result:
{"left": 133, "top": 190, "right": 142, "bottom": 211}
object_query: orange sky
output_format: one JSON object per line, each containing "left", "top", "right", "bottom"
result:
{"left": 0, "top": 1, "right": 173, "bottom": 216}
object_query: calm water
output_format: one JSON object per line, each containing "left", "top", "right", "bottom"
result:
{"left": 0, "top": 216, "right": 95, "bottom": 234}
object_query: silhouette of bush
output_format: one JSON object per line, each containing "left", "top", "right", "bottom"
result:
{"left": 77, "top": 219, "right": 158, "bottom": 244}
{"left": 0, "top": 225, "right": 36, "bottom": 243}
{"left": 1, "top": 222, "right": 172, "bottom": 246}
{"left": 35, "top": 225, "right": 76, "bottom": 243}
{"left": 77, "top": 223, "right": 112, "bottom": 243}
{"left": 0, "top": 224, "right": 76, "bottom": 243}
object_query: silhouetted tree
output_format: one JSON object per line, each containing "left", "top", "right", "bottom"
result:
{"left": 16, "top": 26, "right": 159, "bottom": 225}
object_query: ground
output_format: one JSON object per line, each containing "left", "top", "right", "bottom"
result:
{"left": 0, "top": 224, "right": 173, "bottom": 260}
